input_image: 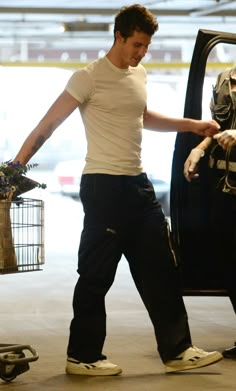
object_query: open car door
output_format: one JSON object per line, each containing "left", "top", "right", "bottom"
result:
{"left": 171, "top": 29, "right": 236, "bottom": 296}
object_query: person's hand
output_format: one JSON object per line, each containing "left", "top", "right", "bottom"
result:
{"left": 213, "top": 129, "right": 236, "bottom": 149}
{"left": 183, "top": 148, "right": 205, "bottom": 182}
{"left": 193, "top": 119, "right": 220, "bottom": 137}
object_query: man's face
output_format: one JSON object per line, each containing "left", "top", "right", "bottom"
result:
{"left": 117, "top": 30, "right": 152, "bottom": 68}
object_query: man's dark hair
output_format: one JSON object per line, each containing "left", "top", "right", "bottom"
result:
{"left": 114, "top": 4, "right": 158, "bottom": 40}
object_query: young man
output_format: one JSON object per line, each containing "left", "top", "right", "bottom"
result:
{"left": 13, "top": 4, "right": 222, "bottom": 375}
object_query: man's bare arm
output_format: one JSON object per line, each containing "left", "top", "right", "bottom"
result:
{"left": 143, "top": 108, "right": 220, "bottom": 137}
{"left": 14, "top": 90, "right": 80, "bottom": 165}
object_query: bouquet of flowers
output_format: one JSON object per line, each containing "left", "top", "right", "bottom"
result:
{"left": 0, "top": 160, "right": 46, "bottom": 272}
{"left": 0, "top": 160, "right": 47, "bottom": 201}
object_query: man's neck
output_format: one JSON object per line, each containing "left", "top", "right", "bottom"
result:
{"left": 106, "top": 48, "right": 129, "bottom": 70}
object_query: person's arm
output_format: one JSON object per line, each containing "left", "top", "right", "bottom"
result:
{"left": 13, "top": 90, "right": 80, "bottom": 165}
{"left": 143, "top": 108, "right": 220, "bottom": 137}
{"left": 183, "top": 137, "right": 213, "bottom": 182}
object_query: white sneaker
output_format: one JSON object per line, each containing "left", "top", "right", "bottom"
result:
{"left": 164, "top": 346, "right": 223, "bottom": 373}
{"left": 66, "top": 357, "right": 122, "bottom": 376}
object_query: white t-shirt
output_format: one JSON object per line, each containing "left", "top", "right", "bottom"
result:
{"left": 65, "top": 56, "right": 147, "bottom": 176}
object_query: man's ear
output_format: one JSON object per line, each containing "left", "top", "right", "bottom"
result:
{"left": 115, "top": 31, "right": 123, "bottom": 42}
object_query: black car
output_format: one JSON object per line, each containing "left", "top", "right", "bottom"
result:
{"left": 171, "top": 29, "right": 236, "bottom": 295}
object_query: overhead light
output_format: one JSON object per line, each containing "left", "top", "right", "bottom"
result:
{"left": 62, "top": 21, "right": 110, "bottom": 32}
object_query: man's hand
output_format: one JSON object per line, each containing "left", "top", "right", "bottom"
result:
{"left": 194, "top": 119, "right": 220, "bottom": 137}
{"left": 183, "top": 148, "right": 205, "bottom": 182}
{"left": 213, "top": 129, "right": 236, "bottom": 149}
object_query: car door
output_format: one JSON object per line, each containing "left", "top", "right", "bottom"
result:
{"left": 170, "top": 29, "right": 236, "bottom": 296}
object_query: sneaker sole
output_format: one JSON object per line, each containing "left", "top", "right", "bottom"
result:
{"left": 165, "top": 352, "right": 223, "bottom": 373}
{"left": 66, "top": 364, "right": 122, "bottom": 376}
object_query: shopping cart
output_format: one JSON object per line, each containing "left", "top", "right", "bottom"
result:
{"left": 0, "top": 197, "right": 44, "bottom": 381}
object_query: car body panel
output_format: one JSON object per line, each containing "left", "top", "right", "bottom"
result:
{"left": 53, "top": 159, "right": 84, "bottom": 199}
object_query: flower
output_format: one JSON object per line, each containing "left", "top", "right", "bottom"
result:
{"left": 0, "top": 160, "right": 47, "bottom": 201}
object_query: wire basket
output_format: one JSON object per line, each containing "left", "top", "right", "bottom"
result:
{"left": 0, "top": 198, "right": 45, "bottom": 274}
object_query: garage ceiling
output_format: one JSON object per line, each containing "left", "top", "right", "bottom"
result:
{"left": 0, "top": 0, "right": 236, "bottom": 62}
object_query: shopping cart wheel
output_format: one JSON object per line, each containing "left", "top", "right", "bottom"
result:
{"left": 0, "top": 344, "right": 39, "bottom": 382}
{"left": 0, "top": 352, "right": 29, "bottom": 382}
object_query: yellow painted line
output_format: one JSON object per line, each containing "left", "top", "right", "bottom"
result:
{"left": 0, "top": 61, "right": 235, "bottom": 69}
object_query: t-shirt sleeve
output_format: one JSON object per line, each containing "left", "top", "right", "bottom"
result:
{"left": 65, "top": 68, "right": 94, "bottom": 104}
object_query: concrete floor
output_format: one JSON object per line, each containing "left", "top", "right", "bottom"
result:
{"left": 1, "top": 191, "right": 236, "bottom": 390}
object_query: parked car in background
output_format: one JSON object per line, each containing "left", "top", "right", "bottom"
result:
{"left": 53, "top": 159, "right": 85, "bottom": 200}
{"left": 53, "top": 159, "right": 170, "bottom": 216}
